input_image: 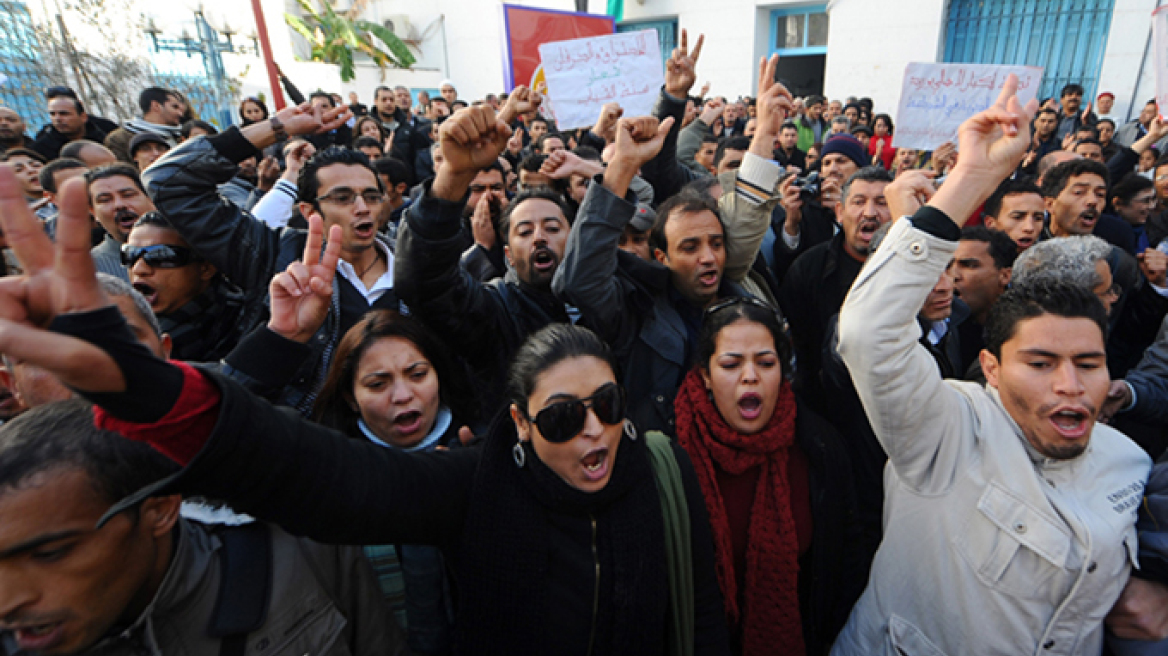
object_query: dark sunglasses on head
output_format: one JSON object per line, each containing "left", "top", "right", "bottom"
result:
{"left": 120, "top": 244, "right": 199, "bottom": 268}
{"left": 521, "top": 382, "right": 627, "bottom": 443}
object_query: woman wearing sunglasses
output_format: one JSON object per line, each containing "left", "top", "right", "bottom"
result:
{"left": 673, "top": 297, "right": 865, "bottom": 656}
{"left": 23, "top": 206, "right": 732, "bottom": 655}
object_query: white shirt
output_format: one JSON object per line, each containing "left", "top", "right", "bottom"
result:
{"left": 335, "top": 239, "right": 395, "bottom": 304}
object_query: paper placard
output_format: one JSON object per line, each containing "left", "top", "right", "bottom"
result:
{"left": 1155, "top": 6, "right": 1168, "bottom": 119}
{"left": 538, "top": 30, "right": 663, "bottom": 130}
{"left": 893, "top": 63, "right": 1044, "bottom": 151}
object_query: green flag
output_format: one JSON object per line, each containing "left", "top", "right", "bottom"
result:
{"left": 606, "top": 0, "right": 623, "bottom": 23}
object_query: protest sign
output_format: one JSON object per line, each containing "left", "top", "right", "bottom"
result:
{"left": 1155, "top": 6, "right": 1168, "bottom": 119}
{"left": 501, "top": 4, "right": 614, "bottom": 92}
{"left": 893, "top": 63, "right": 1043, "bottom": 151}
{"left": 538, "top": 30, "right": 663, "bottom": 130}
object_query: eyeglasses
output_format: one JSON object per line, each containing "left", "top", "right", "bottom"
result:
{"left": 521, "top": 382, "right": 626, "bottom": 443}
{"left": 1102, "top": 283, "right": 1122, "bottom": 301}
{"left": 315, "top": 188, "right": 386, "bottom": 206}
{"left": 120, "top": 243, "right": 199, "bottom": 268}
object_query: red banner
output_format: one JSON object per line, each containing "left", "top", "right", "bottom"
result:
{"left": 502, "top": 4, "right": 615, "bottom": 92}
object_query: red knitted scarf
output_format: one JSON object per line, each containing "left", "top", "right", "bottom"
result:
{"left": 674, "top": 368, "right": 803, "bottom": 655}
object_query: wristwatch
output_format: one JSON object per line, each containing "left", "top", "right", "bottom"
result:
{"left": 270, "top": 116, "right": 288, "bottom": 142}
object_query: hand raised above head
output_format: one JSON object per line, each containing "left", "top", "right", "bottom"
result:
{"left": 499, "top": 86, "right": 542, "bottom": 125}
{"left": 439, "top": 105, "right": 513, "bottom": 177}
{"left": 664, "top": 29, "right": 704, "bottom": 98}
{"left": 601, "top": 115, "right": 675, "bottom": 198}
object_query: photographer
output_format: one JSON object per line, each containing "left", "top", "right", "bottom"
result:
{"left": 771, "top": 133, "right": 868, "bottom": 283}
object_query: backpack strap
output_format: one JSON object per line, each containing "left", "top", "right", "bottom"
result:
{"left": 644, "top": 431, "right": 695, "bottom": 656}
{"left": 207, "top": 522, "right": 273, "bottom": 656}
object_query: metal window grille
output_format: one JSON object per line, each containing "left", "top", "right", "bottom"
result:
{"left": 943, "top": 0, "right": 1116, "bottom": 100}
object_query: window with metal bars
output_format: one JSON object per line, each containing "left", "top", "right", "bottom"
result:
{"left": 943, "top": 0, "right": 1116, "bottom": 101}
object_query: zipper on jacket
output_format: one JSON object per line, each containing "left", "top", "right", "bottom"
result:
{"left": 586, "top": 514, "right": 600, "bottom": 656}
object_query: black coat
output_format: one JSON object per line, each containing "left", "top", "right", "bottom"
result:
{"left": 140, "top": 366, "right": 732, "bottom": 656}
{"left": 32, "top": 117, "right": 115, "bottom": 159}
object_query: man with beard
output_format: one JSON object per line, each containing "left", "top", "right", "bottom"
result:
{"left": 458, "top": 162, "right": 507, "bottom": 282}
{"left": 105, "top": 87, "right": 185, "bottom": 164}
{"left": 772, "top": 133, "right": 867, "bottom": 283}
{"left": 0, "top": 107, "right": 34, "bottom": 156}
{"left": 86, "top": 164, "right": 155, "bottom": 282}
{"left": 396, "top": 102, "right": 579, "bottom": 418}
{"left": 779, "top": 166, "right": 892, "bottom": 412}
{"left": 1056, "top": 82, "right": 1096, "bottom": 141}
{"left": 831, "top": 77, "right": 1155, "bottom": 656}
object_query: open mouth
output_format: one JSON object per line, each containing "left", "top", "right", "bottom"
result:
{"left": 738, "top": 393, "right": 763, "bottom": 420}
{"left": 114, "top": 210, "right": 139, "bottom": 233}
{"left": 1016, "top": 237, "right": 1035, "bottom": 250}
{"left": 580, "top": 447, "right": 610, "bottom": 481}
{"left": 352, "top": 221, "right": 376, "bottom": 240}
{"left": 698, "top": 270, "right": 719, "bottom": 288}
{"left": 131, "top": 281, "right": 159, "bottom": 306}
{"left": 1079, "top": 212, "right": 1098, "bottom": 228}
{"left": 532, "top": 248, "right": 556, "bottom": 272}
{"left": 392, "top": 410, "right": 424, "bottom": 435}
{"left": 857, "top": 221, "right": 881, "bottom": 241}
{"left": 1049, "top": 408, "right": 1091, "bottom": 439}
{"left": 12, "top": 622, "right": 65, "bottom": 651}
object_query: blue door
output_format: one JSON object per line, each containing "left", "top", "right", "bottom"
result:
{"left": 943, "top": 0, "right": 1116, "bottom": 100}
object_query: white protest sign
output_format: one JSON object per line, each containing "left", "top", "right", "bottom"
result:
{"left": 538, "top": 30, "right": 663, "bottom": 131}
{"left": 1154, "top": 6, "right": 1168, "bottom": 119}
{"left": 893, "top": 63, "right": 1043, "bottom": 151}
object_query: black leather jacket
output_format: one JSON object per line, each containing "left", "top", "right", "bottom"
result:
{"left": 142, "top": 128, "right": 394, "bottom": 413}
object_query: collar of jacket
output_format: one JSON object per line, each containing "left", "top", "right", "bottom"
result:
{"left": 87, "top": 518, "right": 209, "bottom": 656}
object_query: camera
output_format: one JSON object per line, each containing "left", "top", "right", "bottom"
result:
{"left": 790, "top": 171, "right": 821, "bottom": 201}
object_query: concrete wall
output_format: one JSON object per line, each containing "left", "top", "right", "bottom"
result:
{"left": 1097, "top": 0, "right": 1158, "bottom": 124}
{"left": 821, "top": 0, "right": 947, "bottom": 113}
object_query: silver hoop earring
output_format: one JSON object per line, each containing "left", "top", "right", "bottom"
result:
{"left": 623, "top": 419, "right": 637, "bottom": 441}
{"left": 512, "top": 441, "right": 526, "bottom": 468}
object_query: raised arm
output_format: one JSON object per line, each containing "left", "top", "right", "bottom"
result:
{"left": 0, "top": 169, "right": 474, "bottom": 547}
{"left": 640, "top": 30, "right": 706, "bottom": 202}
{"left": 393, "top": 104, "right": 522, "bottom": 365}
{"left": 144, "top": 103, "right": 349, "bottom": 291}
{"left": 720, "top": 54, "right": 789, "bottom": 283}
{"left": 552, "top": 116, "right": 673, "bottom": 342}
{"left": 838, "top": 76, "right": 1036, "bottom": 491}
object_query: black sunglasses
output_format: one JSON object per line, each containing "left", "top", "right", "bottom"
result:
{"left": 521, "top": 383, "right": 626, "bottom": 443}
{"left": 120, "top": 244, "right": 199, "bottom": 268}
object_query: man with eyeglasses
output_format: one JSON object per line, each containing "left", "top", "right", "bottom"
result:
{"left": 123, "top": 213, "right": 266, "bottom": 362}
{"left": 32, "top": 87, "right": 116, "bottom": 160}
{"left": 141, "top": 101, "right": 405, "bottom": 414}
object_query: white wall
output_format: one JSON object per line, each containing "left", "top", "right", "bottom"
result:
{"left": 1097, "top": 0, "right": 1157, "bottom": 124}
{"left": 821, "top": 0, "right": 946, "bottom": 113}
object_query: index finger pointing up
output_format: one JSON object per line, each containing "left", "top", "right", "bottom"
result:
{"left": 303, "top": 214, "right": 324, "bottom": 268}
{"left": 690, "top": 33, "right": 704, "bottom": 63}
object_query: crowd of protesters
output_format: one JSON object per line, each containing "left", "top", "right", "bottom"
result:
{"left": 3, "top": 27, "right": 1168, "bottom": 656}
